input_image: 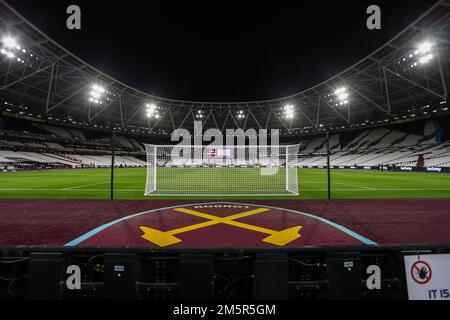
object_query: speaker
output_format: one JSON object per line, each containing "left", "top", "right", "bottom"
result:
{"left": 104, "top": 253, "right": 138, "bottom": 300}
{"left": 28, "top": 253, "right": 64, "bottom": 300}
{"left": 327, "top": 252, "right": 362, "bottom": 299}
{"left": 180, "top": 254, "right": 213, "bottom": 300}
{"left": 254, "top": 253, "right": 288, "bottom": 300}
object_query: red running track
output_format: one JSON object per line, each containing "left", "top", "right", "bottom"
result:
{"left": 0, "top": 199, "right": 449, "bottom": 248}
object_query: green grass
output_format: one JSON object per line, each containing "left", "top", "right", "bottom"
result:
{"left": 0, "top": 168, "right": 449, "bottom": 200}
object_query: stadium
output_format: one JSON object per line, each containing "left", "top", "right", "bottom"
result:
{"left": 0, "top": 0, "right": 449, "bottom": 302}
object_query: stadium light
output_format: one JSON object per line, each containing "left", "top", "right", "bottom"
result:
{"left": 145, "top": 103, "right": 160, "bottom": 119}
{"left": 5, "top": 51, "right": 15, "bottom": 59}
{"left": 401, "top": 40, "right": 435, "bottom": 68}
{"left": 333, "top": 87, "right": 349, "bottom": 105}
{"left": 195, "top": 110, "right": 205, "bottom": 119}
{"left": 415, "top": 40, "right": 434, "bottom": 65}
{"left": 0, "top": 36, "right": 31, "bottom": 63}
{"left": 417, "top": 41, "right": 432, "bottom": 55}
{"left": 88, "top": 84, "right": 106, "bottom": 104}
{"left": 1, "top": 36, "right": 17, "bottom": 49}
{"left": 92, "top": 84, "right": 105, "bottom": 93}
{"left": 418, "top": 54, "right": 433, "bottom": 64}
{"left": 236, "top": 110, "right": 246, "bottom": 119}
{"left": 1, "top": 48, "right": 15, "bottom": 59}
{"left": 283, "top": 105, "right": 294, "bottom": 119}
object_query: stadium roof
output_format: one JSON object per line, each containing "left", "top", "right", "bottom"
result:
{"left": 0, "top": 0, "right": 449, "bottom": 136}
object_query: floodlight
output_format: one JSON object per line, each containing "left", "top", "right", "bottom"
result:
{"left": 418, "top": 54, "right": 433, "bottom": 64}
{"left": 90, "top": 91, "right": 101, "bottom": 99}
{"left": 417, "top": 41, "right": 432, "bottom": 54}
{"left": 91, "top": 84, "right": 105, "bottom": 92}
{"left": 334, "top": 87, "right": 347, "bottom": 95}
{"left": 5, "top": 51, "right": 15, "bottom": 59}
{"left": 145, "top": 103, "right": 160, "bottom": 119}
{"left": 146, "top": 103, "right": 157, "bottom": 111}
{"left": 283, "top": 104, "right": 294, "bottom": 119}
{"left": 333, "top": 87, "right": 349, "bottom": 104}
{"left": 337, "top": 92, "right": 349, "bottom": 101}
{"left": 2, "top": 36, "right": 17, "bottom": 49}
{"left": 89, "top": 84, "right": 107, "bottom": 103}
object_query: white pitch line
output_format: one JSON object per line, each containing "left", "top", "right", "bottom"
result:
{"left": 301, "top": 188, "right": 450, "bottom": 192}
{"left": 62, "top": 182, "right": 109, "bottom": 190}
{"left": 0, "top": 188, "right": 142, "bottom": 192}
{"left": 299, "top": 182, "right": 377, "bottom": 190}
{"left": 334, "top": 182, "right": 377, "bottom": 190}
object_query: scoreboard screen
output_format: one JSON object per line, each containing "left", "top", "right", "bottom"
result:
{"left": 206, "top": 148, "right": 233, "bottom": 158}
{"left": 217, "top": 148, "right": 232, "bottom": 157}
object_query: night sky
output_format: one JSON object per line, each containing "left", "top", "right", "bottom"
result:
{"left": 6, "top": 0, "right": 438, "bottom": 102}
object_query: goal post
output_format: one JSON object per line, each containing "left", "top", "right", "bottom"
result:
{"left": 144, "top": 144, "right": 157, "bottom": 195}
{"left": 286, "top": 144, "right": 300, "bottom": 194}
{"left": 144, "top": 144, "right": 301, "bottom": 196}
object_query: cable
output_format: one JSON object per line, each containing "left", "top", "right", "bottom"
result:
{"left": 8, "top": 274, "right": 28, "bottom": 297}
{"left": 215, "top": 255, "right": 252, "bottom": 261}
{"left": 0, "top": 257, "right": 30, "bottom": 264}
{"left": 223, "top": 275, "right": 254, "bottom": 299}
{"left": 0, "top": 275, "right": 14, "bottom": 282}
{"left": 65, "top": 254, "right": 105, "bottom": 267}
{"left": 289, "top": 258, "right": 320, "bottom": 267}
{"left": 214, "top": 274, "right": 231, "bottom": 282}
{"left": 86, "top": 254, "right": 105, "bottom": 265}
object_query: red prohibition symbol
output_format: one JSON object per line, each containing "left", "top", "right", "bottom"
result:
{"left": 411, "top": 260, "right": 432, "bottom": 285}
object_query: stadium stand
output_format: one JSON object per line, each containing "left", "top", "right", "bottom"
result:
{"left": 292, "top": 119, "right": 450, "bottom": 169}
{"left": 1, "top": 117, "right": 449, "bottom": 171}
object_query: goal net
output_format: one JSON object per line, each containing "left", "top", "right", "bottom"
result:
{"left": 144, "top": 144, "right": 301, "bottom": 196}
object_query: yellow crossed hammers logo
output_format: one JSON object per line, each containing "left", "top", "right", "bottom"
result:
{"left": 140, "top": 207, "right": 302, "bottom": 247}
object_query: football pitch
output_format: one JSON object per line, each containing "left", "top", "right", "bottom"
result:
{"left": 0, "top": 168, "right": 449, "bottom": 200}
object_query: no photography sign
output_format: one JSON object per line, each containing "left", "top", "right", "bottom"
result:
{"left": 404, "top": 254, "right": 450, "bottom": 300}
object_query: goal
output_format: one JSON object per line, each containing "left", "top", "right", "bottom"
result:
{"left": 144, "top": 144, "right": 301, "bottom": 196}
